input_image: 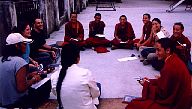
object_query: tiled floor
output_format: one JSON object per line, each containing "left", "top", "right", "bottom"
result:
{"left": 48, "top": 0, "right": 192, "bottom": 98}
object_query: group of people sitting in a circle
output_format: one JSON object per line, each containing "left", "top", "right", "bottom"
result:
{"left": 0, "top": 11, "right": 191, "bottom": 109}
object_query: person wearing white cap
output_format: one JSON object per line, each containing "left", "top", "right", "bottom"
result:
{"left": 0, "top": 33, "right": 42, "bottom": 108}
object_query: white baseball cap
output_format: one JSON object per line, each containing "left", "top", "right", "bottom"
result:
{"left": 6, "top": 33, "right": 32, "bottom": 45}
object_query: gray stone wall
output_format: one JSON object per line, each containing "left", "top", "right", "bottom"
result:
{"left": 0, "top": 1, "right": 17, "bottom": 56}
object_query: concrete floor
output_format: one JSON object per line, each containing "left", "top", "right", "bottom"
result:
{"left": 47, "top": 0, "right": 192, "bottom": 98}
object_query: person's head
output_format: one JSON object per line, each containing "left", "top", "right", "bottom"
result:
{"left": 94, "top": 13, "right": 101, "bottom": 23}
{"left": 152, "top": 18, "right": 161, "bottom": 32}
{"left": 155, "top": 38, "right": 175, "bottom": 61}
{"left": 33, "top": 18, "right": 43, "bottom": 32}
{"left": 18, "top": 22, "right": 31, "bottom": 38}
{"left": 2, "top": 33, "right": 32, "bottom": 62}
{"left": 142, "top": 13, "right": 151, "bottom": 24}
{"left": 70, "top": 12, "right": 78, "bottom": 23}
{"left": 60, "top": 44, "right": 80, "bottom": 66}
{"left": 56, "top": 44, "right": 80, "bottom": 108}
{"left": 173, "top": 22, "right": 184, "bottom": 39}
{"left": 119, "top": 15, "right": 127, "bottom": 25}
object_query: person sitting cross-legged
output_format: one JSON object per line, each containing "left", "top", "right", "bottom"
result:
{"left": 64, "top": 12, "right": 86, "bottom": 51}
{"left": 85, "top": 13, "right": 111, "bottom": 53}
{"left": 134, "top": 13, "right": 152, "bottom": 50}
{"left": 0, "top": 33, "right": 51, "bottom": 108}
{"left": 56, "top": 44, "right": 100, "bottom": 109}
{"left": 111, "top": 15, "right": 135, "bottom": 50}
{"left": 125, "top": 38, "right": 191, "bottom": 109}
{"left": 30, "top": 18, "right": 59, "bottom": 68}
{"left": 170, "top": 22, "right": 192, "bottom": 74}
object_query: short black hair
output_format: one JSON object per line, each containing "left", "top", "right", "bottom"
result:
{"left": 143, "top": 13, "right": 151, "bottom": 19}
{"left": 95, "top": 13, "right": 101, "bottom": 17}
{"left": 119, "top": 15, "right": 127, "bottom": 20}
{"left": 174, "top": 22, "right": 184, "bottom": 30}
{"left": 152, "top": 18, "right": 161, "bottom": 25}
{"left": 156, "top": 38, "right": 175, "bottom": 53}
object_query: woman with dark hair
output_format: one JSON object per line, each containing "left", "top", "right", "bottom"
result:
{"left": 17, "top": 22, "right": 39, "bottom": 69}
{"left": 140, "top": 18, "right": 170, "bottom": 66}
{"left": 0, "top": 33, "right": 41, "bottom": 108}
{"left": 56, "top": 44, "right": 100, "bottom": 109}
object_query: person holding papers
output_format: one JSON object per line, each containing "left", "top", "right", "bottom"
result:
{"left": 0, "top": 33, "right": 43, "bottom": 108}
{"left": 86, "top": 13, "right": 111, "bottom": 48}
{"left": 64, "top": 12, "right": 86, "bottom": 50}
{"left": 125, "top": 38, "right": 191, "bottom": 109}
{"left": 170, "top": 22, "right": 192, "bottom": 74}
{"left": 111, "top": 15, "right": 135, "bottom": 50}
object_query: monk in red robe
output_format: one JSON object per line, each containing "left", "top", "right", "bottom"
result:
{"left": 170, "top": 22, "right": 191, "bottom": 64}
{"left": 134, "top": 13, "right": 152, "bottom": 49}
{"left": 85, "top": 13, "right": 111, "bottom": 48}
{"left": 125, "top": 38, "right": 191, "bottom": 109}
{"left": 64, "top": 12, "right": 86, "bottom": 50}
{"left": 111, "top": 15, "right": 135, "bottom": 50}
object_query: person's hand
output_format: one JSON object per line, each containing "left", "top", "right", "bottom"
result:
{"left": 176, "top": 45, "right": 184, "bottom": 50}
{"left": 31, "top": 74, "right": 41, "bottom": 84}
{"left": 155, "top": 75, "right": 160, "bottom": 79}
{"left": 136, "top": 43, "right": 141, "bottom": 48}
{"left": 51, "top": 47, "right": 58, "bottom": 52}
{"left": 32, "top": 60, "right": 39, "bottom": 67}
{"left": 51, "top": 51, "right": 56, "bottom": 59}
{"left": 139, "top": 77, "right": 150, "bottom": 86}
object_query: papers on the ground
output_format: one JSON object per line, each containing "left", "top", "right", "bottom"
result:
{"left": 118, "top": 57, "right": 137, "bottom": 62}
{"left": 156, "top": 31, "right": 166, "bottom": 39}
{"left": 95, "top": 34, "right": 105, "bottom": 38}
{"left": 122, "top": 95, "right": 139, "bottom": 103}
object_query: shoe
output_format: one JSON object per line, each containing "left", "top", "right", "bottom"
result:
{"left": 111, "top": 45, "right": 117, "bottom": 50}
{"left": 143, "top": 59, "right": 149, "bottom": 65}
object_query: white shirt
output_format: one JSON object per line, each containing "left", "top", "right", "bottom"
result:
{"left": 52, "top": 64, "right": 100, "bottom": 109}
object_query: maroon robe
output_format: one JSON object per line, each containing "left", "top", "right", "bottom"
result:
{"left": 134, "top": 21, "right": 152, "bottom": 46}
{"left": 86, "top": 20, "right": 110, "bottom": 47}
{"left": 170, "top": 34, "right": 191, "bottom": 63}
{"left": 64, "top": 21, "right": 86, "bottom": 47}
{"left": 126, "top": 54, "right": 191, "bottom": 109}
{"left": 112, "top": 22, "right": 135, "bottom": 49}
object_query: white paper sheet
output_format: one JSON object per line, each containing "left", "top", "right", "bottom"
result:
{"left": 95, "top": 34, "right": 105, "bottom": 38}
{"left": 156, "top": 31, "right": 166, "bottom": 39}
{"left": 118, "top": 57, "right": 137, "bottom": 62}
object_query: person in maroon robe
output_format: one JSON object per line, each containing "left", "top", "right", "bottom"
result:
{"left": 170, "top": 22, "right": 191, "bottom": 68}
{"left": 85, "top": 13, "right": 111, "bottom": 48}
{"left": 64, "top": 12, "right": 86, "bottom": 50}
{"left": 125, "top": 38, "right": 191, "bottom": 109}
{"left": 111, "top": 15, "right": 135, "bottom": 50}
{"left": 134, "top": 13, "right": 152, "bottom": 49}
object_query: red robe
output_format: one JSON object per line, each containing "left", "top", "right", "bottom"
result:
{"left": 170, "top": 34, "right": 191, "bottom": 63}
{"left": 126, "top": 54, "right": 191, "bottom": 109}
{"left": 86, "top": 20, "right": 110, "bottom": 47}
{"left": 64, "top": 21, "right": 86, "bottom": 47}
{"left": 112, "top": 22, "right": 135, "bottom": 49}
